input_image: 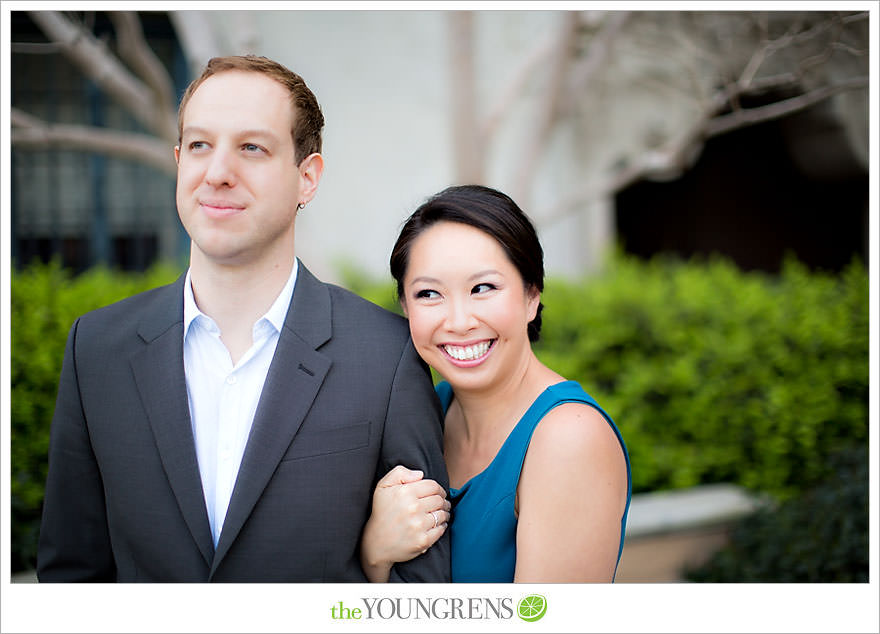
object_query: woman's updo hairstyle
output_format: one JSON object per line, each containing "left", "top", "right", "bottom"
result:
{"left": 389, "top": 185, "right": 545, "bottom": 342}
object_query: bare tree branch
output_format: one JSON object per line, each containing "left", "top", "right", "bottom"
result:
{"left": 449, "top": 11, "right": 483, "bottom": 184}
{"left": 28, "top": 11, "right": 174, "bottom": 142}
{"left": 226, "top": 10, "right": 260, "bottom": 53}
{"left": 535, "top": 73, "right": 868, "bottom": 229}
{"left": 479, "top": 31, "right": 556, "bottom": 146}
{"left": 169, "top": 10, "right": 224, "bottom": 79}
{"left": 12, "top": 107, "right": 176, "bottom": 176}
{"left": 108, "top": 11, "right": 177, "bottom": 142}
{"left": 535, "top": 131, "right": 700, "bottom": 229}
{"left": 509, "top": 12, "right": 580, "bottom": 204}
{"left": 564, "top": 11, "right": 630, "bottom": 110}
{"left": 704, "top": 76, "right": 868, "bottom": 137}
{"left": 738, "top": 11, "right": 865, "bottom": 92}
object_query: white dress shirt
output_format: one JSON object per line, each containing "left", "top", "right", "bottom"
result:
{"left": 182, "top": 260, "right": 298, "bottom": 547}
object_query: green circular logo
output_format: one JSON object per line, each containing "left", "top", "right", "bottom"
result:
{"left": 517, "top": 594, "right": 547, "bottom": 622}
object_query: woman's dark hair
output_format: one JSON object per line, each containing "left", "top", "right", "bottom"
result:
{"left": 390, "top": 184, "right": 545, "bottom": 342}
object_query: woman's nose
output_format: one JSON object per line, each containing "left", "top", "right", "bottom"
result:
{"left": 444, "top": 298, "right": 478, "bottom": 333}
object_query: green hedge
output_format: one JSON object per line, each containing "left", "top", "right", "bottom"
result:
{"left": 684, "top": 445, "right": 868, "bottom": 582}
{"left": 11, "top": 254, "right": 868, "bottom": 572}
{"left": 10, "top": 261, "right": 179, "bottom": 572}
{"left": 536, "top": 255, "right": 868, "bottom": 499}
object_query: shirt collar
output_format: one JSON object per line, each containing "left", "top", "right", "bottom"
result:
{"left": 183, "top": 259, "right": 299, "bottom": 338}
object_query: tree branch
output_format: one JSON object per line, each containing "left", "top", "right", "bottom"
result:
{"left": 509, "top": 12, "right": 580, "bottom": 204}
{"left": 737, "top": 12, "right": 865, "bottom": 93}
{"left": 226, "top": 10, "right": 260, "bottom": 54}
{"left": 564, "top": 11, "right": 630, "bottom": 110}
{"left": 108, "top": 11, "right": 177, "bottom": 142}
{"left": 449, "top": 11, "right": 483, "bottom": 184}
{"left": 168, "top": 11, "right": 224, "bottom": 79}
{"left": 704, "top": 76, "right": 868, "bottom": 137}
{"left": 12, "top": 107, "right": 176, "bottom": 176}
{"left": 28, "top": 11, "right": 172, "bottom": 141}
{"left": 479, "top": 31, "right": 556, "bottom": 146}
{"left": 535, "top": 75, "right": 868, "bottom": 229}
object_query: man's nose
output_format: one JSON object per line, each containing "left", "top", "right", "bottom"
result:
{"left": 204, "top": 147, "right": 238, "bottom": 187}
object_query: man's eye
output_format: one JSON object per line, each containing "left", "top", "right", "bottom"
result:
{"left": 188, "top": 141, "right": 208, "bottom": 151}
{"left": 243, "top": 143, "right": 265, "bottom": 153}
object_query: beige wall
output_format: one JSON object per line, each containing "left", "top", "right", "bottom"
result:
{"left": 193, "top": 9, "right": 867, "bottom": 284}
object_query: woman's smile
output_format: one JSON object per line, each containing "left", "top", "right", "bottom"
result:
{"left": 440, "top": 339, "right": 496, "bottom": 366}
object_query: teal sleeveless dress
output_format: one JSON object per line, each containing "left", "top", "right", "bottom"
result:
{"left": 437, "top": 380, "right": 631, "bottom": 583}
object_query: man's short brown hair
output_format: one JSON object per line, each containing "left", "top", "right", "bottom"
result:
{"left": 177, "top": 55, "right": 324, "bottom": 165}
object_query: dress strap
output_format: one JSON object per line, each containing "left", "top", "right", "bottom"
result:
{"left": 492, "top": 382, "right": 588, "bottom": 496}
{"left": 436, "top": 381, "right": 454, "bottom": 414}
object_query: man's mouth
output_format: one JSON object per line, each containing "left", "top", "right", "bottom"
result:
{"left": 199, "top": 199, "right": 245, "bottom": 213}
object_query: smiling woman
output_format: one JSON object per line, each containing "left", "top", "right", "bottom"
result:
{"left": 400, "top": 220, "right": 539, "bottom": 390}
{"left": 360, "top": 185, "right": 632, "bottom": 583}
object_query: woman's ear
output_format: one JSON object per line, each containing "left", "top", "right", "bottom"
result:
{"left": 399, "top": 298, "right": 408, "bottom": 318}
{"left": 526, "top": 285, "right": 540, "bottom": 321}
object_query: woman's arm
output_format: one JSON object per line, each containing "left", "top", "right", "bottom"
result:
{"left": 514, "top": 403, "right": 628, "bottom": 582}
{"left": 361, "top": 466, "right": 451, "bottom": 582}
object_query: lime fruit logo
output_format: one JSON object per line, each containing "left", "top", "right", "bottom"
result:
{"left": 517, "top": 594, "right": 547, "bottom": 622}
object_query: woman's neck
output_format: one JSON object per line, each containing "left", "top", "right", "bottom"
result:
{"left": 443, "top": 352, "right": 563, "bottom": 489}
{"left": 451, "top": 351, "right": 560, "bottom": 444}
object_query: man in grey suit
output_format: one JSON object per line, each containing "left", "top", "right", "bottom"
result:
{"left": 37, "top": 55, "right": 450, "bottom": 582}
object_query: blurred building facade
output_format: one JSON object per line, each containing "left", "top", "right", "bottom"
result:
{"left": 11, "top": 12, "right": 188, "bottom": 272}
{"left": 9, "top": 9, "right": 870, "bottom": 280}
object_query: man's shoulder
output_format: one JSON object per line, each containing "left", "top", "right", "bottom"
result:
{"left": 325, "top": 283, "right": 407, "bottom": 333}
{"left": 77, "top": 277, "right": 181, "bottom": 326}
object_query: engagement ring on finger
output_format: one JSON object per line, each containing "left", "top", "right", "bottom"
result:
{"left": 431, "top": 511, "right": 439, "bottom": 528}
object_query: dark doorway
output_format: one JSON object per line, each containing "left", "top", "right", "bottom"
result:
{"left": 615, "top": 100, "right": 868, "bottom": 274}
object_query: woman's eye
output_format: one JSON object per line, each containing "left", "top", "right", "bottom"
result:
{"left": 472, "top": 283, "right": 496, "bottom": 294}
{"left": 415, "top": 289, "right": 440, "bottom": 300}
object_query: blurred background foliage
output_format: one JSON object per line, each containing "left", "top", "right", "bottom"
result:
{"left": 11, "top": 253, "right": 868, "bottom": 579}
{"left": 684, "top": 444, "right": 868, "bottom": 582}
{"left": 10, "top": 261, "right": 180, "bottom": 572}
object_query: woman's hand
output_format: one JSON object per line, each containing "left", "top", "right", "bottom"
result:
{"left": 360, "top": 465, "right": 451, "bottom": 582}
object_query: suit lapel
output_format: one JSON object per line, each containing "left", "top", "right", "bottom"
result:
{"left": 211, "top": 262, "right": 333, "bottom": 575}
{"left": 130, "top": 276, "right": 214, "bottom": 568}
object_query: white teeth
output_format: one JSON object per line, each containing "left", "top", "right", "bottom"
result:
{"left": 444, "top": 341, "right": 491, "bottom": 361}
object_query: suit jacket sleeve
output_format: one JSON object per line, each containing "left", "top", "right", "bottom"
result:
{"left": 379, "top": 338, "right": 451, "bottom": 583}
{"left": 37, "top": 319, "right": 116, "bottom": 582}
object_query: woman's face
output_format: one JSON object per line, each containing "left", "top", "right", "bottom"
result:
{"left": 401, "top": 221, "right": 540, "bottom": 393}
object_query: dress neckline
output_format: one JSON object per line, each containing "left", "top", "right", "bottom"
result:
{"left": 447, "top": 380, "right": 576, "bottom": 497}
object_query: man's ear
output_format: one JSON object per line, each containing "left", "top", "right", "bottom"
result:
{"left": 174, "top": 145, "right": 180, "bottom": 164}
{"left": 298, "top": 153, "right": 324, "bottom": 204}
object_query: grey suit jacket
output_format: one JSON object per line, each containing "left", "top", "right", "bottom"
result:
{"left": 37, "top": 261, "right": 450, "bottom": 582}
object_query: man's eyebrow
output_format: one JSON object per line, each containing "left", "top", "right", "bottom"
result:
{"left": 237, "top": 129, "right": 283, "bottom": 142}
{"left": 181, "top": 126, "right": 282, "bottom": 142}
